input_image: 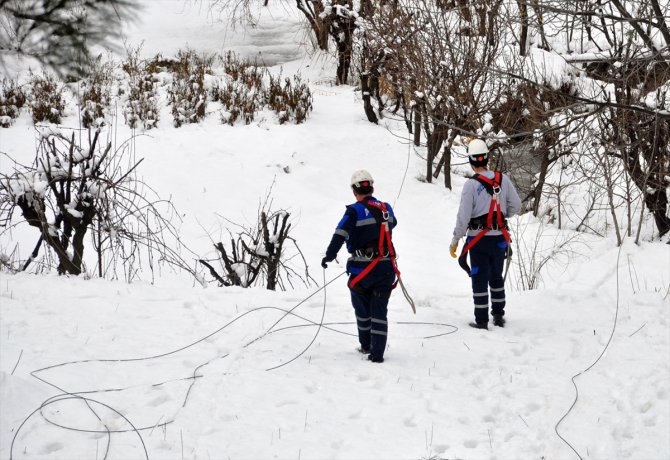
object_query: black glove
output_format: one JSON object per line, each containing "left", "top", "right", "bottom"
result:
{"left": 321, "top": 257, "right": 329, "bottom": 269}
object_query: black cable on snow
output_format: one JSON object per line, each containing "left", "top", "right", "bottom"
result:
{"left": 265, "top": 268, "right": 331, "bottom": 371}
{"left": 554, "top": 243, "right": 622, "bottom": 459}
{"left": 11, "top": 270, "right": 457, "bottom": 459}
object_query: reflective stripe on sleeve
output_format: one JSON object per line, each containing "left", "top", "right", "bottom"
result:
{"left": 355, "top": 218, "right": 377, "bottom": 227}
{"left": 335, "top": 229, "right": 349, "bottom": 237}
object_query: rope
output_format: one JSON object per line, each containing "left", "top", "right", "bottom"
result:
{"left": 554, "top": 243, "right": 623, "bottom": 459}
{"left": 11, "top": 272, "right": 456, "bottom": 459}
{"left": 265, "top": 268, "right": 330, "bottom": 371}
{"left": 398, "top": 277, "right": 417, "bottom": 314}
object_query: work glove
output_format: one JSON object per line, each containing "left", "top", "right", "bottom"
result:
{"left": 321, "top": 257, "right": 330, "bottom": 269}
{"left": 449, "top": 237, "right": 459, "bottom": 258}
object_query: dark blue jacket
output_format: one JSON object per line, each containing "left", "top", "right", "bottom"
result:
{"left": 324, "top": 196, "right": 397, "bottom": 274}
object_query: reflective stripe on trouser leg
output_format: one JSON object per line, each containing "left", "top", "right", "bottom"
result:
{"left": 350, "top": 287, "right": 371, "bottom": 350}
{"left": 469, "top": 244, "right": 492, "bottom": 324}
{"left": 369, "top": 291, "right": 390, "bottom": 360}
{"left": 489, "top": 237, "right": 507, "bottom": 316}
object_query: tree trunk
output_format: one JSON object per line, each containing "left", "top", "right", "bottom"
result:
{"left": 413, "top": 104, "right": 421, "bottom": 146}
{"left": 517, "top": 0, "right": 529, "bottom": 56}
{"left": 360, "top": 72, "right": 378, "bottom": 123}
{"left": 532, "top": 146, "right": 550, "bottom": 217}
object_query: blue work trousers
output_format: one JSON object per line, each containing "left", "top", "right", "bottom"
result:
{"left": 467, "top": 234, "right": 508, "bottom": 324}
{"left": 348, "top": 262, "right": 395, "bottom": 361}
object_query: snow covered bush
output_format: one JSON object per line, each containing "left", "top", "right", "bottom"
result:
{"left": 0, "top": 128, "right": 195, "bottom": 279}
{"left": 0, "top": 79, "right": 27, "bottom": 127}
{"left": 212, "top": 79, "right": 257, "bottom": 125}
{"left": 267, "top": 74, "right": 313, "bottom": 124}
{"left": 212, "top": 52, "right": 264, "bottom": 125}
{"left": 200, "top": 196, "right": 314, "bottom": 290}
{"left": 122, "top": 47, "right": 159, "bottom": 130}
{"left": 79, "top": 57, "right": 114, "bottom": 128}
{"left": 211, "top": 52, "right": 313, "bottom": 125}
{"left": 0, "top": 79, "right": 26, "bottom": 128}
{"left": 28, "top": 71, "right": 66, "bottom": 124}
{"left": 168, "top": 49, "right": 211, "bottom": 127}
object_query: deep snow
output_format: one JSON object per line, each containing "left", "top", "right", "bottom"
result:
{"left": 1, "top": 1, "right": 669, "bottom": 459}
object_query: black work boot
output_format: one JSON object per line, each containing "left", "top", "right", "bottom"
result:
{"left": 493, "top": 314, "right": 506, "bottom": 327}
{"left": 357, "top": 346, "right": 371, "bottom": 354}
{"left": 469, "top": 321, "right": 489, "bottom": 330}
{"left": 367, "top": 354, "right": 384, "bottom": 363}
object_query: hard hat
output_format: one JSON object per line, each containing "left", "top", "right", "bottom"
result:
{"left": 467, "top": 139, "right": 489, "bottom": 166}
{"left": 468, "top": 139, "right": 489, "bottom": 156}
{"left": 350, "top": 170, "right": 374, "bottom": 189}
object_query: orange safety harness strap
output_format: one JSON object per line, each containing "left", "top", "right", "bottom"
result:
{"left": 348, "top": 201, "right": 401, "bottom": 290}
{"left": 458, "top": 172, "right": 511, "bottom": 275}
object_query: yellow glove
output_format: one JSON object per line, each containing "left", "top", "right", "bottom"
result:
{"left": 449, "top": 238, "right": 459, "bottom": 258}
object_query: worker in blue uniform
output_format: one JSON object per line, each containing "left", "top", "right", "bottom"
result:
{"left": 321, "top": 170, "right": 398, "bottom": 363}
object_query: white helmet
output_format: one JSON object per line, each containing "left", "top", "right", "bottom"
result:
{"left": 350, "top": 170, "right": 374, "bottom": 189}
{"left": 467, "top": 139, "right": 489, "bottom": 166}
{"left": 468, "top": 139, "right": 489, "bottom": 156}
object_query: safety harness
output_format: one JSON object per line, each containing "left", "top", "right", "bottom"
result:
{"left": 458, "top": 172, "right": 512, "bottom": 275}
{"left": 347, "top": 200, "right": 400, "bottom": 290}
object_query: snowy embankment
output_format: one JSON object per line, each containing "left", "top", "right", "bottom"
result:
{"left": 1, "top": 236, "right": 669, "bottom": 459}
{"left": 1, "top": 1, "right": 669, "bottom": 459}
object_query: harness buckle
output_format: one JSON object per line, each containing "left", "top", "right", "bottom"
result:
{"left": 355, "top": 248, "right": 375, "bottom": 259}
{"left": 382, "top": 210, "right": 390, "bottom": 221}
{"left": 492, "top": 185, "right": 501, "bottom": 195}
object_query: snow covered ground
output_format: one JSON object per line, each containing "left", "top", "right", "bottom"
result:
{"left": 1, "top": 1, "right": 669, "bottom": 459}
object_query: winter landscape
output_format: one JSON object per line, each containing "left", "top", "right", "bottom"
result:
{"left": 0, "top": 0, "right": 669, "bottom": 459}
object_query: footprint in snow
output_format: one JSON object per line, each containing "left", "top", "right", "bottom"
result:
{"left": 643, "top": 415, "right": 657, "bottom": 427}
{"left": 148, "top": 392, "right": 171, "bottom": 407}
{"left": 403, "top": 416, "right": 417, "bottom": 427}
{"left": 464, "top": 439, "right": 478, "bottom": 448}
{"left": 41, "top": 442, "right": 64, "bottom": 454}
{"left": 526, "top": 401, "right": 541, "bottom": 413}
{"left": 504, "top": 431, "right": 518, "bottom": 441}
{"left": 457, "top": 415, "right": 470, "bottom": 424}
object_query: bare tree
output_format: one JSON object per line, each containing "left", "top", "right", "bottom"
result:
{"left": 200, "top": 189, "right": 315, "bottom": 290}
{"left": 360, "top": 0, "right": 508, "bottom": 187}
{"left": 0, "top": 0, "right": 137, "bottom": 77}
{"left": 0, "top": 128, "right": 196, "bottom": 280}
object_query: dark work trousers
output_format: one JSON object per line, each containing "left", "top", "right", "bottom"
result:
{"left": 348, "top": 262, "right": 395, "bottom": 361}
{"left": 467, "top": 234, "right": 508, "bottom": 324}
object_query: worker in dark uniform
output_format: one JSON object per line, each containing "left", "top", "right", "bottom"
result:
{"left": 450, "top": 140, "right": 522, "bottom": 329}
{"left": 321, "top": 170, "right": 398, "bottom": 363}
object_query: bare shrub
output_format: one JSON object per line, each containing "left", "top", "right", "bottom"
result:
{"left": 211, "top": 52, "right": 313, "bottom": 126}
{"left": 267, "top": 74, "right": 313, "bottom": 124}
{"left": 29, "top": 71, "right": 66, "bottom": 124}
{"left": 213, "top": 80, "right": 257, "bottom": 125}
{"left": 510, "top": 217, "right": 585, "bottom": 291}
{"left": 221, "top": 51, "right": 264, "bottom": 89}
{"left": 200, "top": 191, "right": 314, "bottom": 290}
{"left": 168, "top": 49, "right": 212, "bottom": 127}
{"left": 0, "top": 128, "right": 195, "bottom": 281}
{"left": 0, "top": 79, "right": 26, "bottom": 128}
{"left": 79, "top": 57, "right": 114, "bottom": 128}
{"left": 122, "top": 47, "right": 159, "bottom": 130}
{"left": 211, "top": 52, "right": 264, "bottom": 125}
